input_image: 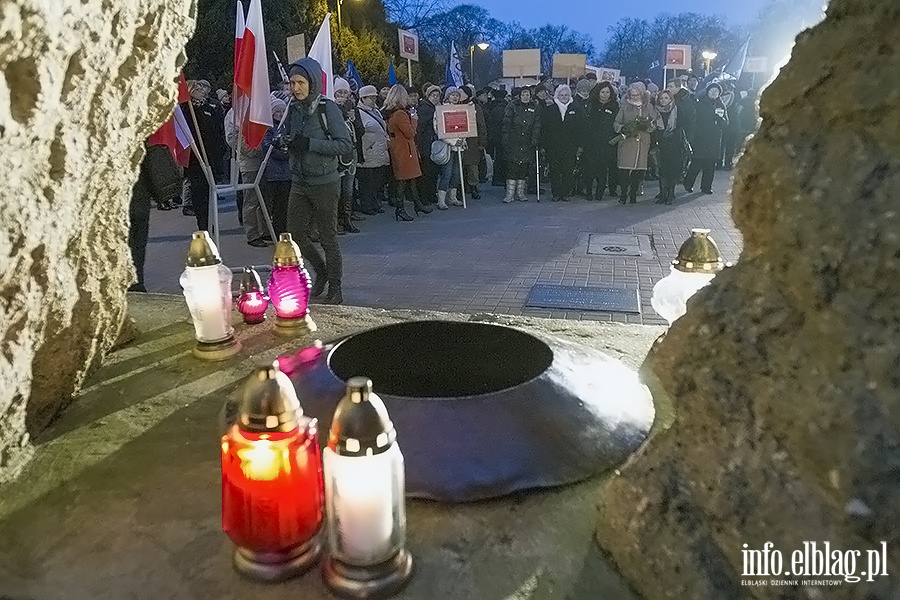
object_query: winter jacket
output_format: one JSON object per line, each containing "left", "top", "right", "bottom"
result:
{"left": 585, "top": 97, "right": 620, "bottom": 152}
{"left": 613, "top": 100, "right": 658, "bottom": 170}
{"left": 415, "top": 99, "right": 437, "bottom": 158}
{"left": 386, "top": 108, "right": 422, "bottom": 181}
{"left": 357, "top": 105, "right": 390, "bottom": 169}
{"left": 462, "top": 102, "right": 487, "bottom": 167}
{"left": 541, "top": 100, "right": 586, "bottom": 161}
{"left": 502, "top": 100, "right": 541, "bottom": 166}
{"left": 674, "top": 88, "right": 697, "bottom": 140}
{"left": 261, "top": 128, "right": 291, "bottom": 182}
{"left": 283, "top": 57, "right": 354, "bottom": 185}
{"left": 225, "top": 108, "right": 263, "bottom": 174}
{"left": 485, "top": 99, "right": 506, "bottom": 152}
{"left": 179, "top": 99, "right": 227, "bottom": 170}
{"left": 691, "top": 94, "right": 728, "bottom": 160}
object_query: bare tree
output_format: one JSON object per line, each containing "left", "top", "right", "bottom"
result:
{"left": 384, "top": 0, "right": 449, "bottom": 29}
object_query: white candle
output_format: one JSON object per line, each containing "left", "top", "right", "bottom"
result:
{"left": 324, "top": 447, "right": 396, "bottom": 563}
{"left": 181, "top": 264, "right": 232, "bottom": 342}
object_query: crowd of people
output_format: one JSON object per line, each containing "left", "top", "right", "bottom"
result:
{"left": 128, "top": 56, "right": 760, "bottom": 302}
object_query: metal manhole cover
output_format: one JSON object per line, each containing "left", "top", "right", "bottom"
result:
{"left": 587, "top": 234, "right": 643, "bottom": 257}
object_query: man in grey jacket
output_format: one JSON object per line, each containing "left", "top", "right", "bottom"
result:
{"left": 282, "top": 57, "right": 353, "bottom": 304}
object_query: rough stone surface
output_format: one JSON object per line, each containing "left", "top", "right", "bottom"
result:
{"left": 596, "top": 1, "right": 900, "bottom": 598}
{"left": 0, "top": 1, "right": 195, "bottom": 482}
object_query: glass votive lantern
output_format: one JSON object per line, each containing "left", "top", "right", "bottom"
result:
{"left": 179, "top": 231, "right": 240, "bottom": 360}
{"left": 237, "top": 267, "right": 269, "bottom": 324}
{"left": 221, "top": 363, "right": 325, "bottom": 581}
{"left": 267, "top": 233, "right": 316, "bottom": 335}
{"left": 651, "top": 228, "right": 730, "bottom": 326}
{"left": 322, "top": 377, "right": 413, "bottom": 598}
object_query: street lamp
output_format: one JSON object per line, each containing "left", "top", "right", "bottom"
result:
{"left": 336, "top": 0, "right": 356, "bottom": 33}
{"left": 470, "top": 41, "right": 490, "bottom": 88}
{"left": 701, "top": 51, "right": 718, "bottom": 76}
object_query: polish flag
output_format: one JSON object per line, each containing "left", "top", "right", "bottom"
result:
{"left": 308, "top": 14, "right": 334, "bottom": 100}
{"left": 148, "top": 73, "right": 193, "bottom": 166}
{"left": 234, "top": 0, "right": 272, "bottom": 149}
{"left": 232, "top": 1, "right": 245, "bottom": 113}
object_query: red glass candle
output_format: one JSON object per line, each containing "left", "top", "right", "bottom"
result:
{"left": 269, "top": 234, "right": 316, "bottom": 335}
{"left": 237, "top": 267, "right": 268, "bottom": 324}
{"left": 221, "top": 365, "right": 324, "bottom": 581}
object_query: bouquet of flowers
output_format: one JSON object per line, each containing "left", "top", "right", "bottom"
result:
{"left": 621, "top": 116, "right": 653, "bottom": 139}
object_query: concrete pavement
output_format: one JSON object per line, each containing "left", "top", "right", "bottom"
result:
{"left": 144, "top": 177, "right": 742, "bottom": 326}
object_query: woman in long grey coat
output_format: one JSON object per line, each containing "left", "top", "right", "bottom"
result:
{"left": 613, "top": 83, "right": 657, "bottom": 204}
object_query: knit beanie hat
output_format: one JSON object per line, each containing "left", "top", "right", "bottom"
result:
{"left": 424, "top": 84, "right": 441, "bottom": 99}
{"left": 333, "top": 77, "right": 351, "bottom": 94}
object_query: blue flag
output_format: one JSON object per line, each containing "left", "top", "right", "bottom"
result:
{"left": 345, "top": 60, "right": 363, "bottom": 93}
{"left": 724, "top": 37, "right": 751, "bottom": 81}
{"left": 647, "top": 39, "right": 667, "bottom": 87}
{"left": 445, "top": 42, "right": 464, "bottom": 87}
{"left": 388, "top": 58, "right": 398, "bottom": 85}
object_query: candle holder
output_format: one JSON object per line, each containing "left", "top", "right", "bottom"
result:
{"left": 268, "top": 233, "right": 316, "bottom": 336}
{"left": 323, "top": 377, "right": 413, "bottom": 599}
{"left": 180, "top": 231, "right": 241, "bottom": 360}
{"left": 651, "top": 228, "right": 731, "bottom": 326}
{"left": 221, "top": 364, "right": 325, "bottom": 582}
{"left": 237, "top": 267, "right": 269, "bottom": 324}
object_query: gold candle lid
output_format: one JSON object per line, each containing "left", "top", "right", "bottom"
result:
{"left": 672, "top": 229, "right": 727, "bottom": 273}
{"left": 272, "top": 233, "right": 304, "bottom": 267}
{"left": 186, "top": 231, "right": 222, "bottom": 267}
{"left": 237, "top": 363, "right": 303, "bottom": 433}
{"left": 328, "top": 377, "right": 396, "bottom": 457}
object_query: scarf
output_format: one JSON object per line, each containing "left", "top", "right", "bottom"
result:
{"left": 656, "top": 104, "right": 678, "bottom": 133}
{"left": 627, "top": 98, "right": 643, "bottom": 107}
{"left": 555, "top": 98, "right": 572, "bottom": 120}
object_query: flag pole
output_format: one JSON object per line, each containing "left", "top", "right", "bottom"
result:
{"left": 535, "top": 149, "right": 541, "bottom": 203}
{"left": 407, "top": 58, "right": 413, "bottom": 87}
{"left": 457, "top": 148, "right": 467, "bottom": 209}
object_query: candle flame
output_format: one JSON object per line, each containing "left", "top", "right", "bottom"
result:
{"left": 238, "top": 440, "right": 287, "bottom": 480}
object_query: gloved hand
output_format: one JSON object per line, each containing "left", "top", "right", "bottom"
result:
{"left": 273, "top": 134, "right": 290, "bottom": 151}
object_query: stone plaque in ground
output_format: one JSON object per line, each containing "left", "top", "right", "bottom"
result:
{"left": 587, "top": 234, "right": 647, "bottom": 257}
{"left": 526, "top": 284, "right": 641, "bottom": 314}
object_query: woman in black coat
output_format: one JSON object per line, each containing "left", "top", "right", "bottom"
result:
{"left": 501, "top": 87, "right": 541, "bottom": 202}
{"left": 652, "top": 90, "right": 683, "bottom": 205}
{"left": 684, "top": 83, "right": 728, "bottom": 194}
{"left": 582, "top": 81, "right": 620, "bottom": 200}
{"left": 541, "top": 84, "right": 585, "bottom": 202}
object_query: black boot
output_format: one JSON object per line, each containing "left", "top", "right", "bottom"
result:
{"left": 470, "top": 185, "right": 481, "bottom": 200}
{"left": 395, "top": 206, "right": 414, "bottom": 221}
{"left": 413, "top": 199, "right": 433, "bottom": 216}
{"left": 628, "top": 171, "right": 641, "bottom": 204}
{"left": 323, "top": 282, "right": 343, "bottom": 305}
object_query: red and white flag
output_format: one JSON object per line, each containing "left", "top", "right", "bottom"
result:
{"left": 148, "top": 73, "right": 193, "bottom": 167}
{"left": 308, "top": 14, "right": 334, "bottom": 100}
{"left": 234, "top": 0, "right": 273, "bottom": 149}
{"left": 232, "top": 1, "right": 246, "bottom": 114}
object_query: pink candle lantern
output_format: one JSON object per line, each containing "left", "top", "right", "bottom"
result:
{"left": 237, "top": 267, "right": 269, "bottom": 325}
{"left": 268, "top": 233, "right": 317, "bottom": 335}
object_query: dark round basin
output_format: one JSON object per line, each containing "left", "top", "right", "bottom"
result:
{"left": 328, "top": 321, "right": 553, "bottom": 397}
{"left": 289, "top": 320, "right": 655, "bottom": 502}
